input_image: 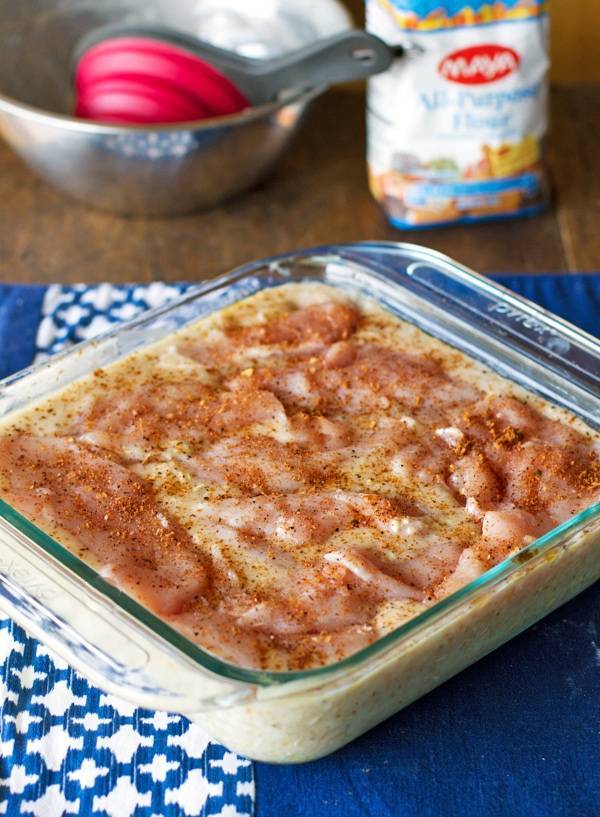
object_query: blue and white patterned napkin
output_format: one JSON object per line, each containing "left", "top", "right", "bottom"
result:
{"left": 0, "top": 284, "right": 254, "bottom": 817}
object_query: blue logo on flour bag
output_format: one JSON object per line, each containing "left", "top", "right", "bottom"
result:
{"left": 366, "top": 0, "right": 550, "bottom": 228}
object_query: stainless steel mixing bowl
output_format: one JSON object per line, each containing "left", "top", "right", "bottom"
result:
{"left": 0, "top": 0, "right": 351, "bottom": 216}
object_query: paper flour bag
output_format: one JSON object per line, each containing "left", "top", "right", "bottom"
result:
{"left": 366, "top": 0, "right": 550, "bottom": 228}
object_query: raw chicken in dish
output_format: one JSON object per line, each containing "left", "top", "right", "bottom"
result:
{"left": 0, "top": 284, "right": 598, "bottom": 670}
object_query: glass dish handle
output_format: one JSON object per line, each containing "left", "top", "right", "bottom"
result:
{"left": 0, "top": 567, "right": 151, "bottom": 682}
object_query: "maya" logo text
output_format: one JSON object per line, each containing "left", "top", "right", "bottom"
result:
{"left": 438, "top": 44, "right": 520, "bottom": 85}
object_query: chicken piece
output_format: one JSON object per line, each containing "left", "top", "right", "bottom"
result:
{"left": 480, "top": 508, "right": 542, "bottom": 561}
{"left": 234, "top": 301, "right": 359, "bottom": 349}
{"left": 0, "top": 434, "right": 207, "bottom": 616}
{"left": 324, "top": 549, "right": 422, "bottom": 601}
{"left": 181, "top": 434, "right": 334, "bottom": 494}
{"left": 75, "top": 382, "right": 289, "bottom": 461}
{"left": 433, "top": 547, "right": 486, "bottom": 598}
{"left": 230, "top": 343, "right": 480, "bottom": 416}
{"left": 178, "top": 301, "right": 361, "bottom": 367}
{"left": 75, "top": 380, "right": 217, "bottom": 458}
{"left": 198, "top": 490, "right": 419, "bottom": 547}
{"left": 448, "top": 450, "right": 502, "bottom": 506}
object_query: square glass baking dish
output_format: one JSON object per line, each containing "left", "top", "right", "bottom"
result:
{"left": 0, "top": 242, "right": 598, "bottom": 763}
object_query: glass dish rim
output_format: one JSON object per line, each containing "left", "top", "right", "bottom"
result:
{"left": 0, "top": 241, "right": 598, "bottom": 688}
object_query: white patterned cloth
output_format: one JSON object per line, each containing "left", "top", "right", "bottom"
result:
{"left": 0, "top": 284, "right": 255, "bottom": 817}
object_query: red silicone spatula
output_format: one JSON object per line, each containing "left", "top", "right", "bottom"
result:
{"left": 74, "top": 24, "right": 402, "bottom": 124}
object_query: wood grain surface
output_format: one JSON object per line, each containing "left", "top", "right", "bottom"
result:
{"left": 0, "top": 86, "right": 597, "bottom": 285}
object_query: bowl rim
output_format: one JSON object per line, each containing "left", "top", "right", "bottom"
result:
{"left": 0, "top": 0, "right": 353, "bottom": 135}
{"left": 0, "top": 83, "right": 323, "bottom": 134}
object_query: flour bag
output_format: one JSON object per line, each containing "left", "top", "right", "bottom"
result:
{"left": 366, "top": 0, "right": 550, "bottom": 228}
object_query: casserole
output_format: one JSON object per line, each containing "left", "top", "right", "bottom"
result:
{"left": 0, "top": 242, "right": 598, "bottom": 762}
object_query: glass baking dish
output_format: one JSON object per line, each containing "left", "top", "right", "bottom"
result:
{"left": 0, "top": 242, "right": 598, "bottom": 763}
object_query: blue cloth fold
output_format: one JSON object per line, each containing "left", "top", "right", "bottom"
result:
{"left": 0, "top": 285, "right": 45, "bottom": 380}
{"left": 0, "top": 274, "right": 598, "bottom": 817}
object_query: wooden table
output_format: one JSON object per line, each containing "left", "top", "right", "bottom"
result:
{"left": 0, "top": 85, "right": 598, "bottom": 285}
